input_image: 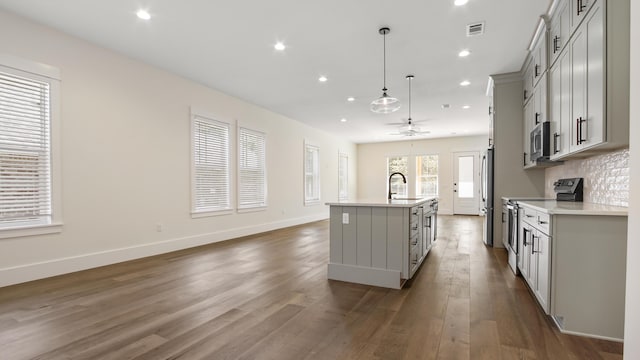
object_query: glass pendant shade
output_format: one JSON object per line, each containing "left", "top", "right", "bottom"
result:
{"left": 371, "top": 92, "right": 401, "bottom": 114}
{"left": 371, "top": 27, "right": 400, "bottom": 114}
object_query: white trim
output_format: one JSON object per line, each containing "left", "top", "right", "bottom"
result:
{"left": 237, "top": 206, "right": 267, "bottom": 214}
{"left": 0, "top": 54, "right": 61, "bottom": 80}
{"left": 190, "top": 209, "right": 233, "bottom": 218}
{"left": 0, "top": 213, "right": 328, "bottom": 288}
{"left": 0, "top": 223, "right": 62, "bottom": 240}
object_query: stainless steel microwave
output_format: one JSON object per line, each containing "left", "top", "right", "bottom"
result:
{"left": 530, "top": 121, "right": 551, "bottom": 162}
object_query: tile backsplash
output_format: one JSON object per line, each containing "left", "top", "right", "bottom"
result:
{"left": 545, "top": 148, "right": 629, "bottom": 206}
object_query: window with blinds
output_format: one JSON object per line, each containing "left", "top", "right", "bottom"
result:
{"left": 387, "top": 156, "right": 408, "bottom": 198}
{"left": 417, "top": 154, "right": 439, "bottom": 197}
{"left": 338, "top": 153, "right": 348, "bottom": 200}
{"left": 238, "top": 127, "right": 266, "bottom": 210}
{"left": 304, "top": 143, "right": 320, "bottom": 205}
{"left": 0, "top": 71, "right": 52, "bottom": 228}
{"left": 192, "top": 114, "right": 230, "bottom": 214}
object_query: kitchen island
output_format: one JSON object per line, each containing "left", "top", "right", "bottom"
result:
{"left": 325, "top": 197, "right": 438, "bottom": 289}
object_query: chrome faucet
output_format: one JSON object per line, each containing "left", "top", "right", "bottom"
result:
{"left": 388, "top": 172, "right": 407, "bottom": 200}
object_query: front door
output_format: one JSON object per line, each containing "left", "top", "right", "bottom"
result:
{"left": 453, "top": 151, "right": 480, "bottom": 215}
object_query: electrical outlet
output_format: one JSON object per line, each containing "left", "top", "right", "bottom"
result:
{"left": 342, "top": 213, "right": 349, "bottom": 224}
{"left": 156, "top": 223, "right": 163, "bottom": 232}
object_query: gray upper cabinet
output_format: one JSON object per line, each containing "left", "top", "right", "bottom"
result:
{"left": 549, "top": 0, "right": 570, "bottom": 67}
{"left": 570, "top": 0, "right": 598, "bottom": 35}
{"left": 530, "top": 0, "right": 629, "bottom": 165}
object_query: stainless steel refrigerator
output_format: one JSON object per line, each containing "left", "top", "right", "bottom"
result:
{"left": 480, "top": 148, "right": 494, "bottom": 246}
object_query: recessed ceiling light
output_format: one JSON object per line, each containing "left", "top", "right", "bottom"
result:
{"left": 454, "top": 0, "right": 469, "bottom": 6}
{"left": 458, "top": 49, "right": 470, "bottom": 57}
{"left": 340, "top": 118, "right": 347, "bottom": 122}
{"left": 318, "top": 76, "right": 328, "bottom": 82}
{"left": 347, "top": 97, "right": 355, "bottom": 102}
{"left": 136, "top": 9, "right": 151, "bottom": 20}
{"left": 441, "top": 104, "right": 451, "bottom": 109}
{"left": 463, "top": 105, "right": 471, "bottom": 109}
{"left": 274, "top": 42, "right": 286, "bottom": 51}
{"left": 460, "top": 80, "right": 471, "bottom": 86}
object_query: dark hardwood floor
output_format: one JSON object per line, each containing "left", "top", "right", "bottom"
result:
{"left": 0, "top": 215, "right": 623, "bottom": 359}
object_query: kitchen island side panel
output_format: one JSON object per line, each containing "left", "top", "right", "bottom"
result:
{"left": 342, "top": 207, "right": 358, "bottom": 266}
{"left": 329, "top": 206, "right": 343, "bottom": 264}
{"left": 356, "top": 207, "right": 373, "bottom": 267}
{"left": 386, "top": 207, "right": 406, "bottom": 274}
{"left": 371, "top": 207, "right": 388, "bottom": 268}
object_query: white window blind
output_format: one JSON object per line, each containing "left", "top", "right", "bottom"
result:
{"left": 0, "top": 71, "right": 51, "bottom": 228}
{"left": 304, "top": 143, "right": 320, "bottom": 204}
{"left": 417, "top": 155, "right": 439, "bottom": 196}
{"left": 338, "top": 153, "right": 348, "bottom": 200}
{"left": 192, "top": 115, "right": 230, "bottom": 213}
{"left": 238, "top": 127, "right": 266, "bottom": 209}
{"left": 387, "top": 156, "right": 408, "bottom": 198}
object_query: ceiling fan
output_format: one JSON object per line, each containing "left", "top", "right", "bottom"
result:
{"left": 389, "top": 75, "right": 430, "bottom": 137}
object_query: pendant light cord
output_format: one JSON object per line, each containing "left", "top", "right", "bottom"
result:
{"left": 382, "top": 31, "right": 387, "bottom": 92}
{"left": 408, "top": 76, "right": 411, "bottom": 121}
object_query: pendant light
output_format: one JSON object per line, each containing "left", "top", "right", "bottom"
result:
{"left": 371, "top": 27, "right": 401, "bottom": 114}
{"left": 406, "top": 75, "right": 414, "bottom": 129}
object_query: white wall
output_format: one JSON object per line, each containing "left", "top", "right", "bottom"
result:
{"left": 624, "top": 0, "right": 639, "bottom": 357}
{"left": 0, "top": 10, "right": 357, "bottom": 287}
{"left": 357, "top": 135, "right": 488, "bottom": 215}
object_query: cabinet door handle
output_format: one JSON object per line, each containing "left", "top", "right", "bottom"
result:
{"left": 553, "top": 36, "right": 560, "bottom": 53}
{"left": 537, "top": 217, "right": 548, "bottom": 225}
{"left": 523, "top": 152, "right": 527, "bottom": 167}
{"left": 577, "top": 0, "right": 586, "bottom": 15}
{"left": 531, "top": 234, "right": 537, "bottom": 254}
{"left": 535, "top": 64, "right": 540, "bottom": 77}
{"left": 525, "top": 214, "right": 534, "bottom": 218}
{"left": 524, "top": 90, "right": 528, "bottom": 101}
{"left": 553, "top": 132, "right": 560, "bottom": 154}
{"left": 535, "top": 112, "right": 540, "bottom": 125}
{"left": 576, "top": 118, "right": 580, "bottom": 145}
{"left": 502, "top": 212, "right": 506, "bottom": 223}
{"left": 577, "top": 117, "right": 587, "bottom": 144}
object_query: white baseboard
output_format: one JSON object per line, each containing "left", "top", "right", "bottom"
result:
{"left": 0, "top": 214, "right": 328, "bottom": 288}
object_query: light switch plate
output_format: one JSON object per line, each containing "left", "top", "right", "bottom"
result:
{"left": 342, "top": 213, "right": 349, "bottom": 224}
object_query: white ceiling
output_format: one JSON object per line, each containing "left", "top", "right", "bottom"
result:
{"left": 0, "top": 0, "right": 551, "bottom": 144}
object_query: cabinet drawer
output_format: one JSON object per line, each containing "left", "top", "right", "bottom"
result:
{"left": 410, "top": 206, "right": 420, "bottom": 223}
{"left": 536, "top": 212, "right": 551, "bottom": 234}
{"left": 410, "top": 244, "right": 421, "bottom": 276}
{"left": 410, "top": 232, "right": 420, "bottom": 248}
{"left": 522, "top": 207, "right": 538, "bottom": 225}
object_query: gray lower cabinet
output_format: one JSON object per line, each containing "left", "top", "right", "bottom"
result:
{"left": 517, "top": 203, "right": 627, "bottom": 341}
{"left": 328, "top": 202, "right": 433, "bottom": 289}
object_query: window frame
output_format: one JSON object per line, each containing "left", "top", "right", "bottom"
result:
{"left": 303, "top": 142, "right": 320, "bottom": 205}
{"left": 190, "top": 109, "right": 233, "bottom": 218}
{"left": 387, "top": 155, "right": 409, "bottom": 198}
{"left": 416, "top": 154, "right": 439, "bottom": 197}
{"left": 237, "top": 126, "right": 267, "bottom": 212}
{"left": 338, "top": 152, "right": 348, "bottom": 201}
{"left": 0, "top": 56, "right": 62, "bottom": 239}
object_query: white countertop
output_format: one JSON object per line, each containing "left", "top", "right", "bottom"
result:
{"left": 325, "top": 197, "right": 437, "bottom": 208}
{"left": 517, "top": 200, "right": 628, "bottom": 216}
